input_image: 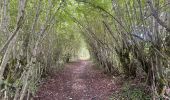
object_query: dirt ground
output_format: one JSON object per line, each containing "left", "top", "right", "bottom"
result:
{"left": 33, "top": 60, "right": 122, "bottom": 100}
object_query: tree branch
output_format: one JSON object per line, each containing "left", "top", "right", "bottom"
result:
{"left": 147, "top": 0, "right": 170, "bottom": 32}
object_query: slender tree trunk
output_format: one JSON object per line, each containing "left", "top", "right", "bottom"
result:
{"left": 0, "top": 0, "right": 27, "bottom": 84}
{"left": 168, "top": 0, "right": 170, "bottom": 29}
{"left": 19, "top": 70, "right": 29, "bottom": 100}
{"left": 1, "top": 0, "right": 9, "bottom": 38}
{"left": 13, "top": 88, "right": 20, "bottom": 100}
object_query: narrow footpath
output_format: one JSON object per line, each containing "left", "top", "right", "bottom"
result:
{"left": 34, "top": 60, "right": 121, "bottom": 100}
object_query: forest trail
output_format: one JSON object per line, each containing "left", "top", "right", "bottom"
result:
{"left": 33, "top": 60, "right": 121, "bottom": 100}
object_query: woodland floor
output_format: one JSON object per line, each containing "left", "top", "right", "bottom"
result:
{"left": 33, "top": 60, "right": 123, "bottom": 100}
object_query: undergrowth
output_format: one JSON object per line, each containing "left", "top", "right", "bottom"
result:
{"left": 110, "top": 82, "right": 151, "bottom": 100}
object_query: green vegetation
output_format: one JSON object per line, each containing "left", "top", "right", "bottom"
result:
{"left": 0, "top": 0, "right": 170, "bottom": 99}
{"left": 110, "top": 82, "right": 151, "bottom": 100}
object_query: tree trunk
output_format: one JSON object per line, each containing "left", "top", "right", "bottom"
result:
{"left": 1, "top": 0, "right": 10, "bottom": 38}
{"left": 0, "top": 0, "right": 27, "bottom": 89}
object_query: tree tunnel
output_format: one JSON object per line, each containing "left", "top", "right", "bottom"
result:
{"left": 0, "top": 0, "right": 170, "bottom": 99}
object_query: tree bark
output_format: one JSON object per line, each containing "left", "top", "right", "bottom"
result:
{"left": 167, "top": 0, "right": 170, "bottom": 29}
{"left": 148, "top": 0, "right": 170, "bottom": 32}
{"left": 0, "top": 0, "right": 27, "bottom": 82}
{"left": 1, "top": 0, "right": 10, "bottom": 38}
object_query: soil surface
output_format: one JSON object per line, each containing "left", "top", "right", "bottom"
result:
{"left": 33, "top": 60, "right": 122, "bottom": 100}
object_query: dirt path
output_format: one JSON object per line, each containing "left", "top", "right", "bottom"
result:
{"left": 34, "top": 60, "right": 121, "bottom": 100}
